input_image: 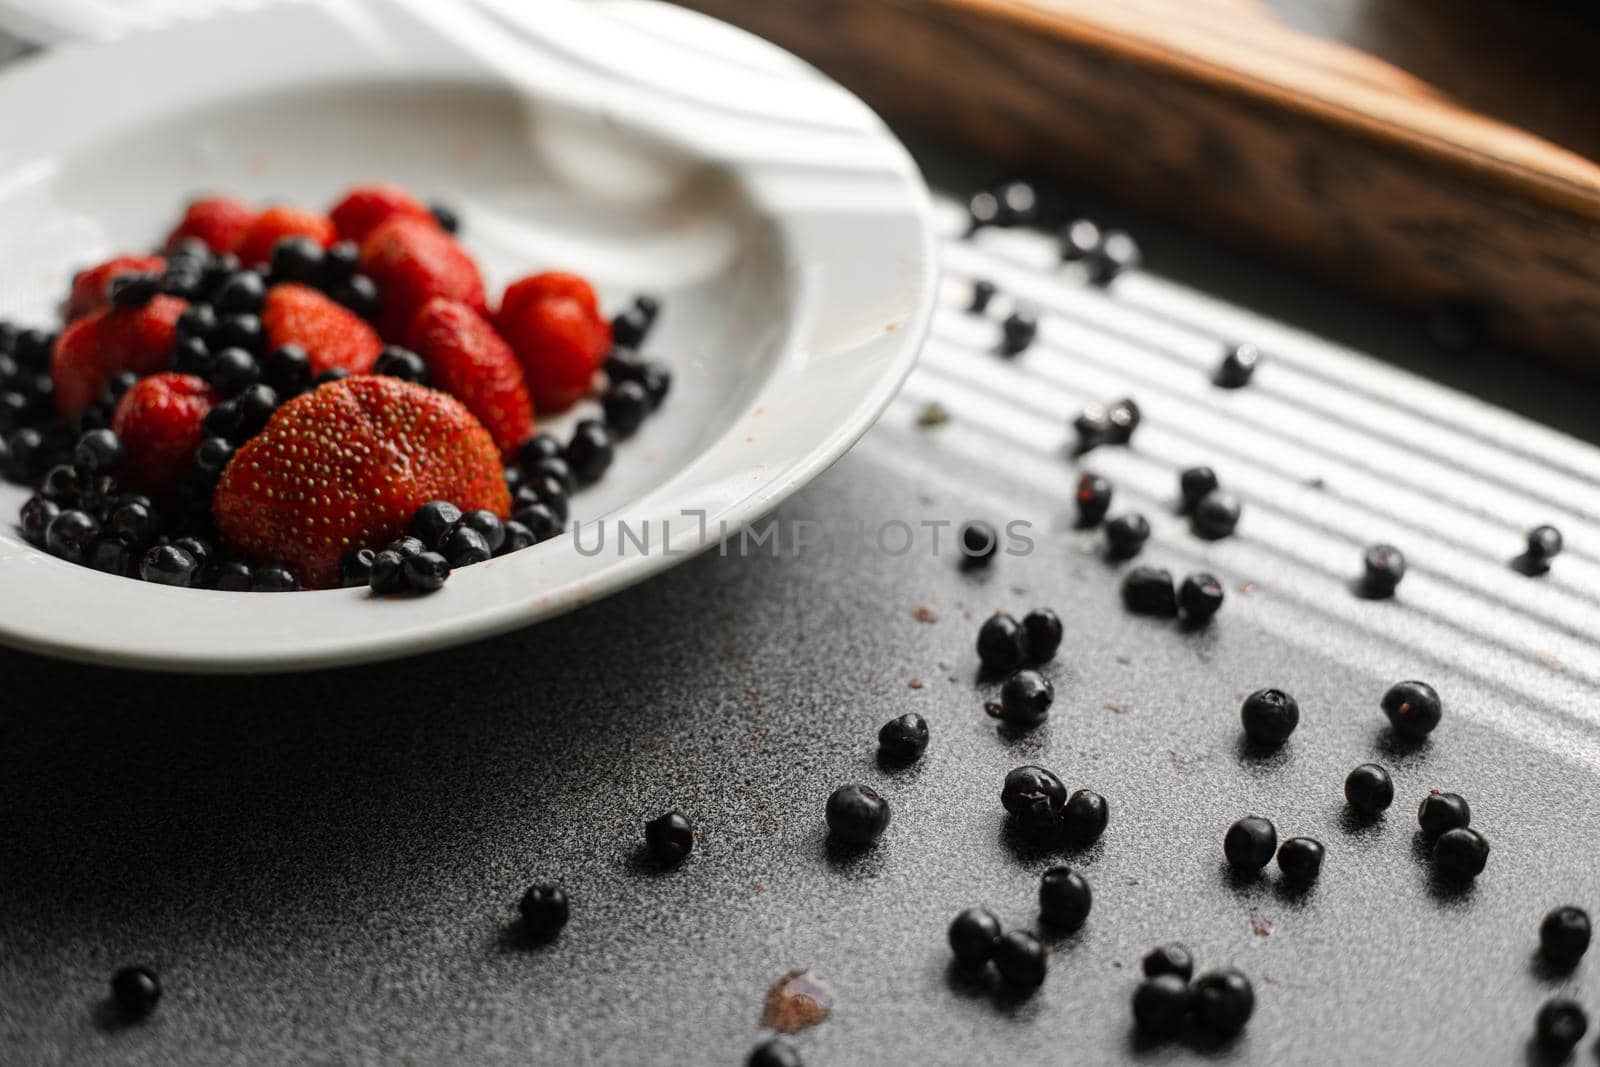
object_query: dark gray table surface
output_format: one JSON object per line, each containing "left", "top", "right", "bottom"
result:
{"left": 5, "top": 139, "right": 1600, "bottom": 1067}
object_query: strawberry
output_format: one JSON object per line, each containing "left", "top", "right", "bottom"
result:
{"left": 359, "top": 216, "right": 487, "bottom": 340}
{"left": 51, "top": 296, "right": 187, "bottom": 420}
{"left": 66, "top": 254, "right": 165, "bottom": 321}
{"left": 260, "top": 283, "right": 383, "bottom": 377}
{"left": 329, "top": 183, "right": 435, "bottom": 244}
{"left": 233, "top": 205, "right": 337, "bottom": 268}
{"left": 213, "top": 376, "right": 509, "bottom": 588}
{"left": 495, "top": 272, "right": 611, "bottom": 413}
{"left": 408, "top": 297, "right": 534, "bottom": 457}
{"left": 111, "top": 373, "right": 219, "bottom": 497}
{"left": 165, "top": 196, "right": 255, "bottom": 254}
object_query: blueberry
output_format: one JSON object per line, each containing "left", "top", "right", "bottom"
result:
{"left": 747, "top": 1039, "right": 802, "bottom": 1067}
{"left": 976, "top": 612, "right": 1028, "bottom": 673}
{"left": 1432, "top": 827, "right": 1489, "bottom": 880}
{"left": 1214, "top": 342, "right": 1260, "bottom": 388}
{"left": 1132, "top": 974, "right": 1190, "bottom": 1037}
{"left": 1343, "top": 763, "right": 1394, "bottom": 814}
{"left": 644, "top": 810, "right": 694, "bottom": 864}
{"left": 1179, "top": 466, "right": 1219, "bottom": 512}
{"left": 4, "top": 428, "right": 44, "bottom": 481}
{"left": 428, "top": 201, "right": 460, "bottom": 234}
{"left": 176, "top": 303, "right": 218, "bottom": 345}
{"left": 1276, "top": 836, "right": 1324, "bottom": 883}
{"left": 40, "top": 463, "right": 81, "bottom": 503}
{"left": 194, "top": 436, "right": 234, "bottom": 475}
{"left": 19, "top": 494, "right": 58, "bottom": 544}
{"left": 1038, "top": 866, "right": 1091, "bottom": 930}
{"left": 403, "top": 550, "right": 450, "bottom": 592}
{"left": 1417, "top": 791, "right": 1470, "bottom": 838}
{"left": 1121, "top": 566, "right": 1177, "bottom": 616}
{"left": 1191, "top": 969, "right": 1253, "bottom": 1035}
{"left": 565, "top": 420, "right": 614, "bottom": 485}
{"left": 1191, "top": 490, "right": 1240, "bottom": 539}
{"left": 1104, "top": 513, "right": 1149, "bottom": 559}
{"left": 321, "top": 240, "right": 359, "bottom": 285}
{"left": 967, "top": 279, "right": 996, "bottom": 314}
{"left": 992, "top": 931, "right": 1047, "bottom": 989}
{"left": 45, "top": 508, "right": 98, "bottom": 562}
{"left": 73, "top": 431, "right": 123, "bottom": 478}
{"left": 999, "top": 669, "right": 1053, "bottom": 727}
{"left": 251, "top": 564, "right": 299, "bottom": 592}
{"left": 1381, "top": 680, "right": 1440, "bottom": 738}
{"left": 604, "top": 351, "right": 645, "bottom": 386}
{"left": 263, "top": 345, "right": 313, "bottom": 395}
{"left": 106, "top": 500, "right": 158, "bottom": 546}
{"left": 214, "top": 270, "right": 265, "bottom": 315}
{"left": 374, "top": 345, "right": 428, "bottom": 384}
{"left": 208, "top": 346, "right": 260, "bottom": 394}
{"left": 368, "top": 549, "right": 408, "bottom": 595}
{"left": 518, "top": 884, "right": 569, "bottom": 941}
{"left": 104, "top": 371, "right": 138, "bottom": 403}
{"left": 1074, "top": 473, "right": 1112, "bottom": 526}
{"left": 141, "top": 543, "right": 198, "bottom": 586}
{"left": 601, "top": 380, "right": 649, "bottom": 438}
{"left": 173, "top": 336, "right": 214, "bottom": 376}
{"left": 1178, "top": 573, "right": 1224, "bottom": 622}
{"left": 1060, "top": 788, "right": 1109, "bottom": 845}
{"left": 1360, "top": 543, "right": 1406, "bottom": 597}
{"left": 201, "top": 399, "right": 243, "bottom": 442}
{"left": 0, "top": 434, "right": 10, "bottom": 478}
{"left": 1000, "top": 308, "right": 1038, "bottom": 356}
{"left": 459, "top": 509, "right": 505, "bottom": 554}
{"left": 1223, "top": 816, "right": 1277, "bottom": 872}
{"left": 948, "top": 907, "right": 1002, "bottom": 967}
{"left": 110, "top": 965, "right": 161, "bottom": 1017}
{"left": 86, "top": 536, "right": 134, "bottom": 576}
{"left": 1535, "top": 999, "right": 1588, "bottom": 1054}
{"left": 967, "top": 189, "right": 1002, "bottom": 229}
{"left": 959, "top": 520, "right": 998, "bottom": 564}
{"left": 213, "top": 312, "right": 263, "bottom": 354}
{"left": 995, "top": 180, "right": 1037, "bottom": 224}
{"left": 387, "top": 535, "right": 426, "bottom": 559}
{"left": 1141, "top": 943, "right": 1194, "bottom": 982}
{"left": 1022, "top": 608, "right": 1062, "bottom": 662}
{"left": 334, "top": 548, "right": 375, "bottom": 589}
{"left": 639, "top": 362, "right": 672, "bottom": 410}
{"left": 1087, "top": 230, "right": 1140, "bottom": 285}
{"left": 1540, "top": 907, "right": 1591, "bottom": 967}
{"left": 877, "top": 712, "right": 929, "bottom": 762}
{"left": 160, "top": 264, "right": 203, "bottom": 300}
{"left": 499, "top": 520, "right": 536, "bottom": 554}
{"left": 634, "top": 294, "right": 660, "bottom": 325}
{"left": 172, "top": 535, "right": 215, "bottom": 581}
{"left": 1001, "top": 764, "right": 1067, "bottom": 819}
{"left": 1103, "top": 397, "right": 1140, "bottom": 444}
{"left": 523, "top": 477, "right": 570, "bottom": 523}
{"left": 0, "top": 390, "right": 29, "bottom": 435}
{"left": 517, "top": 433, "right": 562, "bottom": 471}
{"left": 212, "top": 560, "right": 253, "bottom": 591}
{"left": 410, "top": 500, "right": 463, "bottom": 549}
{"left": 1525, "top": 524, "right": 1563, "bottom": 562}
{"left": 334, "top": 274, "right": 380, "bottom": 320}
{"left": 1059, "top": 218, "right": 1101, "bottom": 262}
{"left": 513, "top": 503, "right": 563, "bottom": 544}
{"left": 237, "top": 384, "right": 280, "bottom": 437}
{"left": 441, "top": 525, "right": 492, "bottom": 568}
{"left": 202, "top": 252, "right": 241, "bottom": 292}
{"left": 109, "top": 272, "right": 161, "bottom": 309}
{"left": 268, "top": 237, "right": 324, "bottom": 285}
{"left": 1240, "top": 688, "right": 1299, "bottom": 746}
{"left": 13, "top": 328, "right": 51, "bottom": 370}
{"left": 825, "top": 784, "right": 890, "bottom": 845}
{"left": 314, "top": 367, "right": 350, "bottom": 387}
{"left": 611, "top": 306, "right": 653, "bottom": 350}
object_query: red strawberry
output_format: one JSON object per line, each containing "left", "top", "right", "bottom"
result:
{"left": 408, "top": 297, "right": 534, "bottom": 457}
{"left": 496, "top": 272, "right": 611, "bottom": 413}
{"left": 329, "top": 183, "right": 435, "bottom": 244}
{"left": 111, "top": 373, "right": 219, "bottom": 497}
{"left": 260, "top": 283, "right": 383, "bottom": 377}
{"left": 66, "top": 254, "right": 165, "bottom": 321}
{"left": 233, "top": 205, "right": 337, "bottom": 267}
{"left": 51, "top": 296, "right": 187, "bottom": 420}
{"left": 213, "top": 376, "right": 510, "bottom": 588}
{"left": 165, "top": 196, "right": 255, "bottom": 254}
{"left": 359, "top": 216, "right": 487, "bottom": 341}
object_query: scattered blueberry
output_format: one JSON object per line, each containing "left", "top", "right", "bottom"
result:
{"left": 1103, "top": 397, "right": 1140, "bottom": 445}
{"left": 519, "top": 884, "right": 569, "bottom": 941}
{"left": 1191, "top": 969, "right": 1253, "bottom": 1035}
{"left": 1038, "top": 866, "right": 1091, "bottom": 930}
{"left": 1121, "top": 566, "right": 1177, "bottom": 616}
{"left": 1535, "top": 998, "right": 1588, "bottom": 1054}
{"left": 1240, "top": 688, "right": 1299, "bottom": 746}
{"left": 1179, "top": 466, "right": 1219, "bottom": 513}
{"left": 1021, "top": 608, "right": 1062, "bottom": 662}
{"left": 566, "top": 420, "right": 614, "bottom": 485}
{"left": 644, "top": 810, "right": 694, "bottom": 865}
{"left": 1104, "top": 513, "right": 1150, "bottom": 559}
{"left": 992, "top": 931, "right": 1047, "bottom": 989}
{"left": 110, "top": 965, "right": 161, "bottom": 1017}
{"left": 1432, "top": 827, "right": 1489, "bottom": 880}
{"left": 513, "top": 502, "right": 563, "bottom": 544}
{"left": 1142, "top": 943, "right": 1194, "bottom": 982}
{"left": 825, "top": 784, "right": 890, "bottom": 846}
{"left": 1214, "top": 342, "right": 1260, "bottom": 388}
{"left": 948, "top": 907, "right": 1003, "bottom": 967}
{"left": 1525, "top": 525, "right": 1563, "bottom": 564}
{"left": 877, "top": 713, "right": 929, "bottom": 762}
{"left": 1540, "top": 906, "right": 1591, "bottom": 967}
{"left": 459, "top": 509, "right": 505, "bottom": 554}
{"left": 1276, "top": 836, "right": 1324, "bottom": 883}
{"left": 1224, "top": 816, "right": 1278, "bottom": 873}
{"left": 251, "top": 564, "right": 299, "bottom": 592}
{"left": 1001, "top": 765, "right": 1067, "bottom": 839}
{"left": 402, "top": 550, "right": 450, "bottom": 593}
{"left": 960, "top": 520, "right": 998, "bottom": 564}
{"left": 1360, "top": 543, "right": 1406, "bottom": 598}
{"left": 1074, "top": 473, "right": 1113, "bottom": 527}
{"left": 1191, "top": 490, "right": 1240, "bottom": 539}
{"left": 1343, "top": 763, "right": 1394, "bottom": 814}
{"left": 368, "top": 549, "right": 408, "bottom": 595}
{"left": 1381, "top": 679, "right": 1441, "bottom": 738}
{"left": 1132, "top": 974, "right": 1190, "bottom": 1038}
{"left": 999, "top": 669, "right": 1053, "bottom": 727}
{"left": 1072, "top": 407, "right": 1109, "bottom": 454}
{"left": 44, "top": 508, "right": 97, "bottom": 563}
{"left": 602, "top": 381, "right": 649, "bottom": 438}
{"left": 140, "top": 543, "right": 198, "bottom": 587}
{"left": 1417, "top": 791, "right": 1471, "bottom": 838}
{"left": 1059, "top": 218, "right": 1101, "bottom": 262}
{"left": 441, "top": 525, "right": 492, "bottom": 568}
{"left": 1000, "top": 308, "right": 1038, "bottom": 356}
{"left": 1060, "top": 789, "right": 1109, "bottom": 845}
{"left": 747, "top": 1038, "right": 803, "bottom": 1067}
{"left": 212, "top": 560, "right": 253, "bottom": 592}
{"left": 1086, "top": 231, "right": 1139, "bottom": 286}
{"left": 968, "top": 279, "right": 997, "bottom": 314}
{"left": 500, "top": 520, "right": 536, "bottom": 554}
{"left": 611, "top": 305, "right": 653, "bottom": 351}
{"left": 976, "top": 612, "right": 1028, "bottom": 673}
{"left": 1178, "top": 573, "right": 1224, "bottom": 623}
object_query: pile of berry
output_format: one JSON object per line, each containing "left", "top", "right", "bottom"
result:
{"left": 0, "top": 184, "right": 671, "bottom": 593}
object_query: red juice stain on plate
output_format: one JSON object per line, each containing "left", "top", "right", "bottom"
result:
{"left": 760, "top": 970, "right": 832, "bottom": 1035}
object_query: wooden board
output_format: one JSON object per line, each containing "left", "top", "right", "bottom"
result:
{"left": 677, "top": 0, "right": 1600, "bottom": 370}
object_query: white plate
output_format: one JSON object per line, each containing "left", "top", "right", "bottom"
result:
{"left": 0, "top": 0, "right": 935, "bottom": 672}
